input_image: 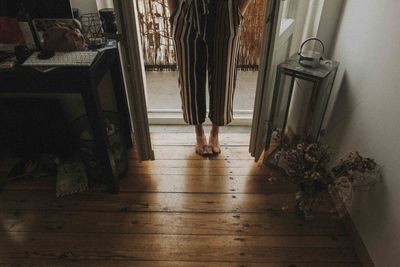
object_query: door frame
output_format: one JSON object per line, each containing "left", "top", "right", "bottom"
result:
{"left": 113, "top": 0, "right": 155, "bottom": 160}
{"left": 250, "top": 0, "right": 286, "bottom": 161}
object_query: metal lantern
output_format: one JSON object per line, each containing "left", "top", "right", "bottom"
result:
{"left": 265, "top": 53, "right": 339, "bottom": 155}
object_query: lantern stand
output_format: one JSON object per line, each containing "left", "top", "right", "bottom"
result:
{"left": 264, "top": 52, "right": 339, "bottom": 167}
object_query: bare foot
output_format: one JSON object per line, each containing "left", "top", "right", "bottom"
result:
{"left": 195, "top": 124, "right": 211, "bottom": 156}
{"left": 196, "top": 135, "right": 211, "bottom": 155}
{"left": 209, "top": 125, "right": 221, "bottom": 154}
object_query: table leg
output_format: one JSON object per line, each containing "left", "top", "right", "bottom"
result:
{"left": 82, "top": 83, "right": 120, "bottom": 194}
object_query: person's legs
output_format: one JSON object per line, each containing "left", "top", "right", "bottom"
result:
{"left": 206, "top": 0, "right": 243, "bottom": 154}
{"left": 209, "top": 123, "right": 221, "bottom": 154}
{"left": 195, "top": 124, "right": 211, "bottom": 155}
{"left": 171, "top": 0, "right": 210, "bottom": 155}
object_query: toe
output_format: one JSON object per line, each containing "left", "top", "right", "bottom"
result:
{"left": 204, "top": 145, "right": 213, "bottom": 155}
{"left": 195, "top": 146, "right": 203, "bottom": 155}
{"left": 212, "top": 146, "right": 221, "bottom": 154}
{"left": 196, "top": 145, "right": 211, "bottom": 156}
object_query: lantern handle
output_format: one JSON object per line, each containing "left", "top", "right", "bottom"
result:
{"left": 299, "top": 38, "right": 325, "bottom": 60}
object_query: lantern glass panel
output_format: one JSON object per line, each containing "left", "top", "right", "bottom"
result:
{"left": 286, "top": 78, "right": 317, "bottom": 140}
{"left": 273, "top": 74, "right": 293, "bottom": 131}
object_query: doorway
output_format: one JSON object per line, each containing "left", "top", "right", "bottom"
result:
{"left": 136, "top": 0, "right": 267, "bottom": 125}
{"left": 113, "top": 0, "right": 328, "bottom": 161}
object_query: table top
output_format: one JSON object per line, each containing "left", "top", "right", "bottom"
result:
{"left": 279, "top": 54, "right": 339, "bottom": 79}
{"left": 0, "top": 48, "right": 118, "bottom": 93}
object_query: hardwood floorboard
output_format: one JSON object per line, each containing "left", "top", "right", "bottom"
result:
{"left": 0, "top": 126, "right": 361, "bottom": 265}
{"left": 130, "top": 158, "right": 263, "bottom": 168}
{"left": 117, "top": 174, "right": 297, "bottom": 194}
{"left": 150, "top": 133, "right": 251, "bottom": 146}
{"left": 1, "top": 211, "right": 346, "bottom": 236}
{"left": 0, "top": 191, "right": 335, "bottom": 213}
{"left": 4, "top": 174, "right": 297, "bottom": 194}
{"left": 0, "top": 233, "right": 353, "bottom": 249}
{"left": 128, "top": 146, "right": 255, "bottom": 160}
{"left": 127, "top": 166, "right": 278, "bottom": 176}
{"left": 1, "top": 233, "right": 357, "bottom": 262}
{"left": 0, "top": 259, "right": 362, "bottom": 267}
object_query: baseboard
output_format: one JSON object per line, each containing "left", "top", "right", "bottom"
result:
{"left": 330, "top": 193, "right": 375, "bottom": 267}
{"left": 342, "top": 213, "right": 375, "bottom": 267}
{"left": 148, "top": 110, "right": 253, "bottom": 126}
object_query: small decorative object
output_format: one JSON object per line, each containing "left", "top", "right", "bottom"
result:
{"left": 43, "top": 22, "right": 86, "bottom": 52}
{"left": 70, "top": 112, "right": 128, "bottom": 185}
{"left": 0, "top": 17, "right": 25, "bottom": 44}
{"left": 81, "top": 13, "right": 106, "bottom": 48}
{"left": 56, "top": 160, "right": 88, "bottom": 198}
{"left": 99, "top": 8, "right": 117, "bottom": 34}
{"left": 298, "top": 38, "right": 325, "bottom": 68}
{"left": 33, "top": 19, "right": 84, "bottom": 49}
{"left": 14, "top": 44, "right": 32, "bottom": 63}
{"left": 332, "top": 152, "right": 381, "bottom": 191}
{"left": 276, "top": 141, "right": 333, "bottom": 219}
{"left": 275, "top": 141, "right": 381, "bottom": 220}
{"left": 72, "top": 8, "right": 80, "bottom": 20}
{"left": 0, "top": 154, "right": 60, "bottom": 191}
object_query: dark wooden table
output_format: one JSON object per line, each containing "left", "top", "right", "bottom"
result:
{"left": 0, "top": 48, "right": 132, "bottom": 193}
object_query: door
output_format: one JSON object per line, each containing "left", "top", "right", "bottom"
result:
{"left": 113, "top": 0, "right": 155, "bottom": 160}
{"left": 250, "top": 0, "right": 297, "bottom": 161}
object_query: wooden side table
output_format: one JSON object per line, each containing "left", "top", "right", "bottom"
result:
{"left": 0, "top": 48, "right": 132, "bottom": 193}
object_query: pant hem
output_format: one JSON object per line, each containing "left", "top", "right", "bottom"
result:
{"left": 184, "top": 118, "right": 206, "bottom": 126}
{"left": 209, "top": 118, "right": 233, "bottom": 126}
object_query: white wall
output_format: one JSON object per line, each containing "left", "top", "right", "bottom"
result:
{"left": 70, "top": 0, "right": 113, "bottom": 15}
{"left": 327, "top": 0, "right": 400, "bottom": 266}
{"left": 316, "top": 0, "right": 344, "bottom": 56}
{"left": 70, "top": 0, "right": 98, "bottom": 14}
{"left": 96, "top": 0, "right": 114, "bottom": 10}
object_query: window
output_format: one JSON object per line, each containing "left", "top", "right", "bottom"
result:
{"left": 280, "top": 0, "right": 295, "bottom": 36}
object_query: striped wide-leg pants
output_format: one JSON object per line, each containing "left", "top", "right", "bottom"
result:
{"left": 170, "top": 0, "right": 243, "bottom": 126}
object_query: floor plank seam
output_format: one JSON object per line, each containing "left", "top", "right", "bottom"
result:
{"left": 0, "top": 209, "right": 335, "bottom": 215}
{"left": 0, "top": 231, "right": 349, "bottom": 237}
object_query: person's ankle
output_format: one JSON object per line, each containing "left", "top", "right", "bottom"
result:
{"left": 195, "top": 124, "right": 205, "bottom": 137}
{"left": 211, "top": 125, "right": 219, "bottom": 137}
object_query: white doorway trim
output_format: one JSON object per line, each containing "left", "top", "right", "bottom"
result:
{"left": 148, "top": 109, "right": 253, "bottom": 126}
{"left": 113, "top": 0, "right": 154, "bottom": 160}
{"left": 250, "top": 0, "right": 287, "bottom": 161}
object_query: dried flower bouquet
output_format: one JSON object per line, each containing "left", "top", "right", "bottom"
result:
{"left": 275, "top": 142, "right": 381, "bottom": 219}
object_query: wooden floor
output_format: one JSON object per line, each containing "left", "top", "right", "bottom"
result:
{"left": 0, "top": 126, "right": 361, "bottom": 266}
